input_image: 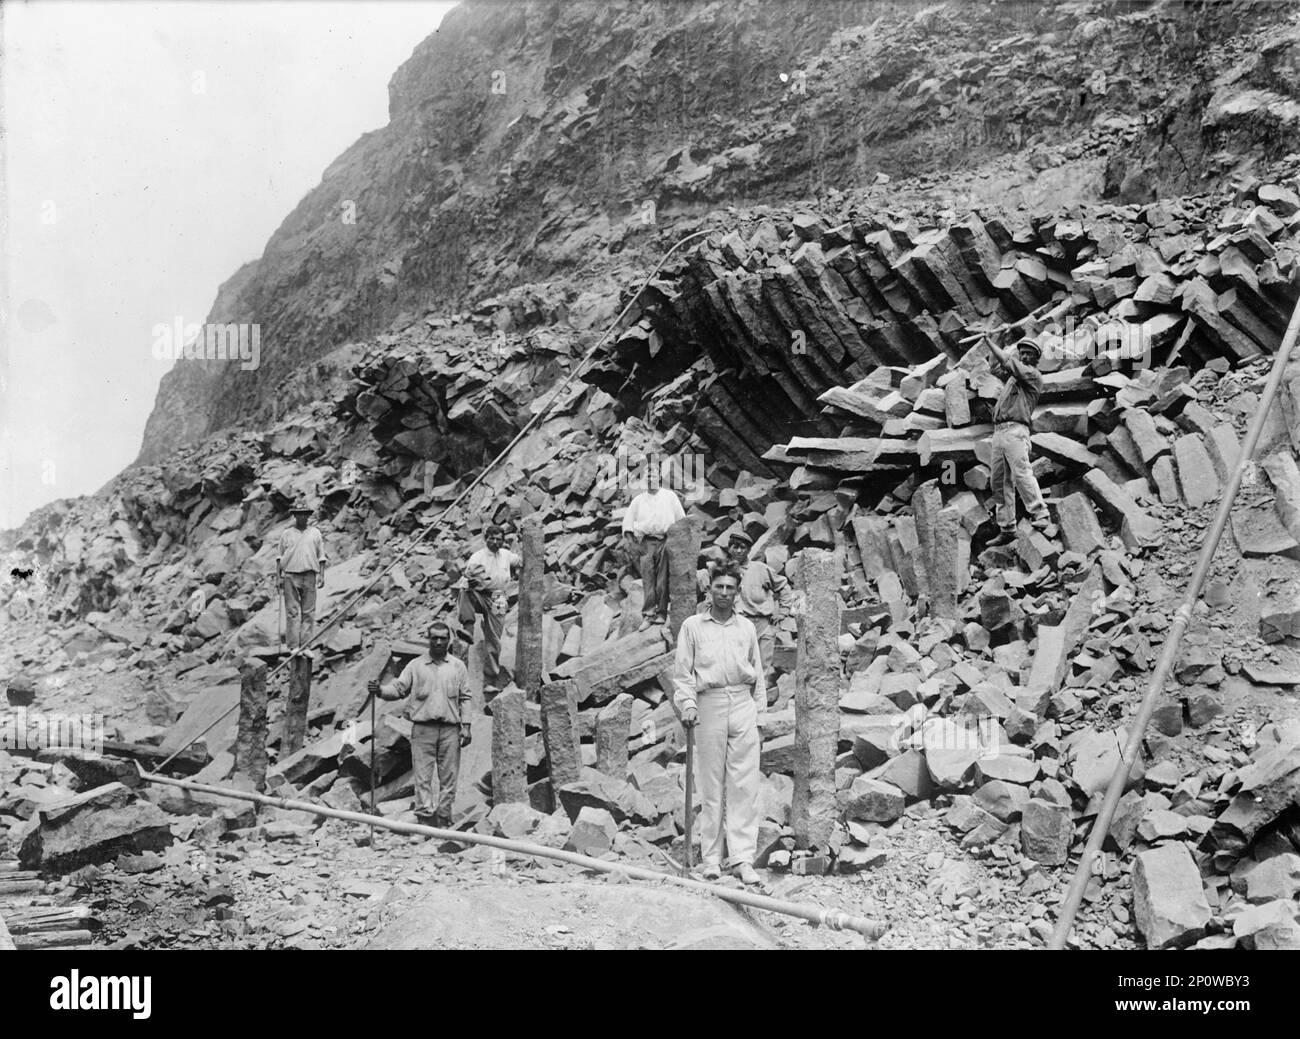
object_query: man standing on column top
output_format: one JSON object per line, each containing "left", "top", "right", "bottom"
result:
{"left": 277, "top": 500, "right": 327, "bottom": 652}
{"left": 622, "top": 457, "right": 685, "bottom": 632}
{"left": 458, "top": 524, "right": 520, "bottom": 694}
{"left": 369, "top": 622, "right": 471, "bottom": 829}
{"left": 675, "top": 565, "right": 766, "bottom": 887}
{"left": 984, "top": 327, "right": 1050, "bottom": 545}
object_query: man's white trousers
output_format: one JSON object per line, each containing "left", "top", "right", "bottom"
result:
{"left": 695, "top": 687, "right": 761, "bottom": 867}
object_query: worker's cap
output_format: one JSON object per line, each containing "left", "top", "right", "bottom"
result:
{"left": 289, "top": 500, "right": 313, "bottom": 514}
{"left": 1015, "top": 339, "right": 1042, "bottom": 363}
{"left": 728, "top": 531, "right": 754, "bottom": 547}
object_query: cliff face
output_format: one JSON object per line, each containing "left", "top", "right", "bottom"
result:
{"left": 137, "top": 0, "right": 1295, "bottom": 466}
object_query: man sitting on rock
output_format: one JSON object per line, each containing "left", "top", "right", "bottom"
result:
{"left": 369, "top": 622, "right": 471, "bottom": 829}
{"left": 675, "top": 565, "right": 766, "bottom": 887}
{"left": 457, "top": 524, "right": 520, "bottom": 694}
{"left": 984, "top": 328, "right": 1050, "bottom": 544}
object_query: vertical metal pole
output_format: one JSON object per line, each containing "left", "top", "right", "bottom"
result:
{"left": 1051, "top": 284, "right": 1300, "bottom": 949}
{"left": 684, "top": 726, "right": 695, "bottom": 870}
{"left": 369, "top": 688, "right": 377, "bottom": 845}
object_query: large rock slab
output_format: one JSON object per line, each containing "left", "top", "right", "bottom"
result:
{"left": 1132, "top": 843, "right": 1211, "bottom": 949}
{"left": 1173, "top": 434, "right": 1221, "bottom": 508}
{"left": 19, "top": 782, "right": 174, "bottom": 872}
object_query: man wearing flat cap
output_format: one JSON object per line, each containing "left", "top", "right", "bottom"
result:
{"left": 983, "top": 328, "right": 1050, "bottom": 544}
{"left": 277, "top": 500, "right": 327, "bottom": 650}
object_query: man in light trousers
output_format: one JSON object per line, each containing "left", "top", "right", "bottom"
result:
{"left": 369, "top": 622, "right": 471, "bottom": 828}
{"left": 984, "top": 329, "right": 1050, "bottom": 544}
{"left": 277, "top": 500, "right": 327, "bottom": 651}
{"left": 674, "top": 565, "right": 766, "bottom": 886}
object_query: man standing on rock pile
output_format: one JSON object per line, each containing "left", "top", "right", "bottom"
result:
{"left": 622, "top": 457, "right": 685, "bottom": 631}
{"left": 697, "top": 532, "right": 793, "bottom": 688}
{"left": 457, "top": 524, "right": 520, "bottom": 694}
{"left": 675, "top": 565, "right": 766, "bottom": 887}
{"left": 983, "top": 328, "right": 1051, "bottom": 544}
{"left": 369, "top": 621, "right": 471, "bottom": 829}
{"left": 277, "top": 500, "right": 327, "bottom": 653}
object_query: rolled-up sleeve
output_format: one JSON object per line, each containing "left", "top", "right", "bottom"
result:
{"left": 771, "top": 568, "right": 794, "bottom": 612}
{"left": 379, "top": 661, "right": 414, "bottom": 702}
{"left": 673, "top": 620, "right": 699, "bottom": 714}
{"left": 456, "top": 666, "right": 471, "bottom": 719}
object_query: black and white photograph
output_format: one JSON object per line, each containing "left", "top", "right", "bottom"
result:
{"left": 1, "top": 0, "right": 1298, "bottom": 1002}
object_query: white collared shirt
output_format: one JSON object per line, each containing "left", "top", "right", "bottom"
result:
{"left": 622, "top": 488, "right": 685, "bottom": 536}
{"left": 673, "top": 610, "right": 766, "bottom": 713}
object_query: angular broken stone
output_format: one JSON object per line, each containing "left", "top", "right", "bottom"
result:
{"left": 1020, "top": 797, "right": 1072, "bottom": 866}
{"left": 973, "top": 779, "right": 1029, "bottom": 822}
{"left": 1233, "top": 899, "right": 1300, "bottom": 950}
{"left": 921, "top": 717, "right": 985, "bottom": 789}
{"left": 1138, "top": 808, "right": 1189, "bottom": 841}
{"left": 1172, "top": 434, "right": 1220, "bottom": 508}
{"left": 1132, "top": 842, "right": 1211, "bottom": 949}
{"left": 976, "top": 753, "right": 1039, "bottom": 785}
{"left": 1069, "top": 728, "right": 1143, "bottom": 797}
{"left": 874, "top": 748, "right": 934, "bottom": 799}
{"left": 557, "top": 773, "right": 658, "bottom": 826}
{"left": 1245, "top": 852, "right": 1300, "bottom": 904}
{"left": 842, "top": 776, "right": 905, "bottom": 823}
{"left": 19, "top": 783, "right": 174, "bottom": 872}
{"left": 487, "top": 802, "right": 549, "bottom": 840}
{"left": 563, "top": 806, "right": 614, "bottom": 856}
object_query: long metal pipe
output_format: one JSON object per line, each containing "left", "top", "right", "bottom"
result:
{"left": 152, "top": 228, "right": 715, "bottom": 773}
{"left": 1051, "top": 283, "right": 1300, "bottom": 949}
{"left": 138, "top": 768, "right": 888, "bottom": 940}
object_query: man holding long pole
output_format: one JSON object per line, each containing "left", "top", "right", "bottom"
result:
{"left": 368, "top": 622, "right": 471, "bottom": 829}
{"left": 674, "top": 565, "right": 766, "bottom": 886}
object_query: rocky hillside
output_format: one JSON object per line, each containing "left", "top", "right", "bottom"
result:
{"left": 137, "top": 0, "right": 1296, "bottom": 464}
{"left": 5, "top": 1, "right": 1300, "bottom": 953}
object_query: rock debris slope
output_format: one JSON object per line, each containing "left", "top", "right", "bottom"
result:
{"left": 5, "top": 1, "right": 1300, "bottom": 950}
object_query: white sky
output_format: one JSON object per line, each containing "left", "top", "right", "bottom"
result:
{"left": 1, "top": 0, "right": 456, "bottom": 529}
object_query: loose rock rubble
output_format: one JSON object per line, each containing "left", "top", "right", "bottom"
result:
{"left": 5, "top": 2, "right": 1300, "bottom": 950}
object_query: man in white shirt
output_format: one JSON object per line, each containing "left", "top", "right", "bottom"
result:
{"left": 276, "top": 501, "right": 327, "bottom": 650}
{"left": 369, "top": 622, "right": 471, "bottom": 828}
{"left": 622, "top": 460, "right": 685, "bottom": 631}
{"left": 457, "top": 524, "right": 521, "bottom": 693}
{"left": 675, "top": 565, "right": 766, "bottom": 887}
